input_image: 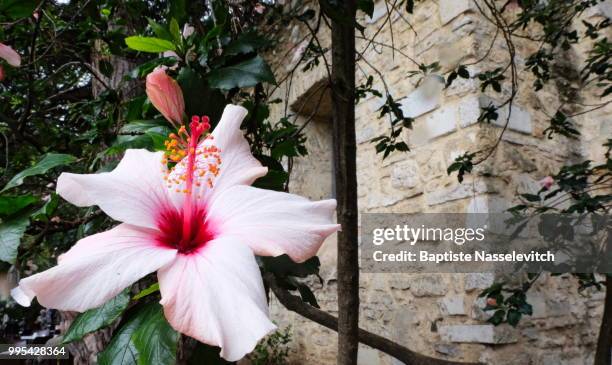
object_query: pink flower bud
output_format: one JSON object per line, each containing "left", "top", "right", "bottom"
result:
{"left": 146, "top": 67, "right": 185, "bottom": 127}
{"left": 539, "top": 176, "right": 554, "bottom": 190}
{"left": 0, "top": 43, "right": 21, "bottom": 67}
{"left": 486, "top": 297, "right": 498, "bottom": 307}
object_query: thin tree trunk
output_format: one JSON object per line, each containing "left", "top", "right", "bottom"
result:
{"left": 595, "top": 275, "right": 611, "bottom": 365}
{"left": 329, "top": 1, "right": 359, "bottom": 363}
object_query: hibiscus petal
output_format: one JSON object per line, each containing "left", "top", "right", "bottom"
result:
{"left": 56, "top": 149, "right": 174, "bottom": 229}
{"left": 158, "top": 237, "right": 275, "bottom": 361}
{"left": 11, "top": 224, "right": 176, "bottom": 311}
{"left": 206, "top": 105, "right": 267, "bottom": 196}
{"left": 208, "top": 185, "right": 339, "bottom": 263}
{"left": 0, "top": 43, "right": 20, "bottom": 67}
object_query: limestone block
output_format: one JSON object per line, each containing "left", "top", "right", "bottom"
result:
{"left": 526, "top": 292, "right": 548, "bottom": 319}
{"left": 479, "top": 95, "right": 533, "bottom": 134}
{"left": 439, "top": 0, "right": 474, "bottom": 25}
{"left": 515, "top": 173, "right": 541, "bottom": 195}
{"left": 439, "top": 324, "right": 518, "bottom": 344}
{"left": 366, "top": 1, "right": 388, "bottom": 24}
{"left": 539, "top": 353, "right": 586, "bottom": 365}
{"left": 390, "top": 159, "right": 420, "bottom": 189}
{"left": 458, "top": 95, "right": 481, "bottom": 128}
{"left": 416, "top": 149, "right": 445, "bottom": 179}
{"left": 400, "top": 75, "right": 445, "bottom": 118}
{"left": 590, "top": 0, "right": 612, "bottom": 19}
{"left": 411, "top": 275, "right": 448, "bottom": 297}
{"left": 389, "top": 275, "right": 411, "bottom": 290}
{"left": 439, "top": 296, "right": 466, "bottom": 315}
{"left": 471, "top": 296, "right": 492, "bottom": 321}
{"left": 465, "top": 273, "right": 495, "bottom": 291}
{"left": 466, "top": 195, "right": 509, "bottom": 214}
{"left": 451, "top": 16, "right": 476, "bottom": 37}
{"left": 434, "top": 343, "right": 460, "bottom": 357}
{"left": 503, "top": 148, "right": 538, "bottom": 172}
{"left": 425, "top": 180, "right": 492, "bottom": 206}
{"left": 356, "top": 125, "right": 377, "bottom": 144}
{"left": 422, "top": 104, "right": 458, "bottom": 139}
{"left": 446, "top": 73, "right": 478, "bottom": 97}
{"left": 367, "top": 93, "right": 387, "bottom": 114}
{"left": 357, "top": 348, "right": 381, "bottom": 365}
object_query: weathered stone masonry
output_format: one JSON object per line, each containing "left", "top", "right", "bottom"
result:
{"left": 266, "top": 1, "right": 611, "bottom": 364}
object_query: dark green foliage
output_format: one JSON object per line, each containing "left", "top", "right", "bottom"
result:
{"left": 447, "top": 152, "right": 476, "bottom": 183}
{"left": 0, "top": 0, "right": 313, "bottom": 362}
{"left": 98, "top": 303, "right": 178, "bottom": 365}
{"left": 261, "top": 255, "right": 322, "bottom": 308}
{"left": 525, "top": 50, "right": 553, "bottom": 91}
{"left": 355, "top": 75, "right": 382, "bottom": 104}
{"left": 371, "top": 95, "right": 413, "bottom": 159}
{"left": 543, "top": 111, "right": 580, "bottom": 139}
{"left": 477, "top": 68, "right": 505, "bottom": 93}
{"left": 250, "top": 326, "right": 292, "bottom": 365}
{"left": 445, "top": 65, "right": 470, "bottom": 88}
{"left": 63, "top": 290, "right": 131, "bottom": 344}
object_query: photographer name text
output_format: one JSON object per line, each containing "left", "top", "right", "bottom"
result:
{"left": 372, "top": 250, "right": 555, "bottom": 263}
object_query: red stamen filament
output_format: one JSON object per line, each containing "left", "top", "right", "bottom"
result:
{"left": 180, "top": 116, "right": 210, "bottom": 247}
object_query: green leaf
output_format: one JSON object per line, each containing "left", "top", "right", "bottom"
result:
{"left": 147, "top": 19, "right": 172, "bottom": 41}
{"left": 108, "top": 120, "right": 173, "bottom": 154}
{"left": 0, "top": 214, "right": 29, "bottom": 264}
{"left": 0, "top": 0, "right": 38, "bottom": 19}
{"left": 125, "top": 36, "right": 176, "bottom": 53}
{"left": 0, "top": 195, "right": 38, "bottom": 216}
{"left": 223, "top": 32, "right": 269, "bottom": 57}
{"left": 132, "top": 282, "right": 160, "bottom": 300}
{"left": 271, "top": 140, "right": 299, "bottom": 159}
{"left": 406, "top": 0, "right": 414, "bottom": 13}
{"left": 521, "top": 193, "right": 541, "bottom": 202}
{"left": 1, "top": 153, "right": 77, "bottom": 193}
{"left": 295, "top": 282, "right": 319, "bottom": 308}
{"left": 488, "top": 309, "right": 506, "bottom": 325}
{"left": 187, "top": 344, "right": 230, "bottom": 365}
{"left": 261, "top": 254, "right": 320, "bottom": 278}
{"left": 98, "top": 305, "right": 150, "bottom": 365}
{"left": 129, "top": 57, "right": 177, "bottom": 79}
{"left": 169, "top": 18, "right": 181, "bottom": 44}
{"left": 207, "top": 56, "right": 276, "bottom": 90}
{"left": 177, "top": 67, "right": 225, "bottom": 122}
{"left": 445, "top": 71, "right": 457, "bottom": 88}
{"left": 63, "top": 290, "right": 131, "bottom": 344}
{"left": 131, "top": 303, "right": 179, "bottom": 365}
{"left": 357, "top": 0, "right": 374, "bottom": 17}
{"left": 458, "top": 65, "right": 470, "bottom": 78}
{"left": 31, "top": 193, "right": 59, "bottom": 221}
{"left": 169, "top": 0, "right": 187, "bottom": 25}
{"left": 120, "top": 120, "right": 172, "bottom": 135}
{"left": 253, "top": 170, "right": 288, "bottom": 191}
{"left": 506, "top": 309, "right": 522, "bottom": 327}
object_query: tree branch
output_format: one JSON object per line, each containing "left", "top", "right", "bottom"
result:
{"left": 265, "top": 273, "right": 481, "bottom": 365}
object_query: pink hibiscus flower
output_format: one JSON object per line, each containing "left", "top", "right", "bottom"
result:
{"left": 11, "top": 101, "right": 339, "bottom": 360}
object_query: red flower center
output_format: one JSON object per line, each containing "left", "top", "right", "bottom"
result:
{"left": 156, "top": 207, "right": 216, "bottom": 254}
{"left": 157, "top": 115, "right": 220, "bottom": 255}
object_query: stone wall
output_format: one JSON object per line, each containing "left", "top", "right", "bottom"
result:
{"left": 266, "top": 1, "right": 611, "bottom": 364}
